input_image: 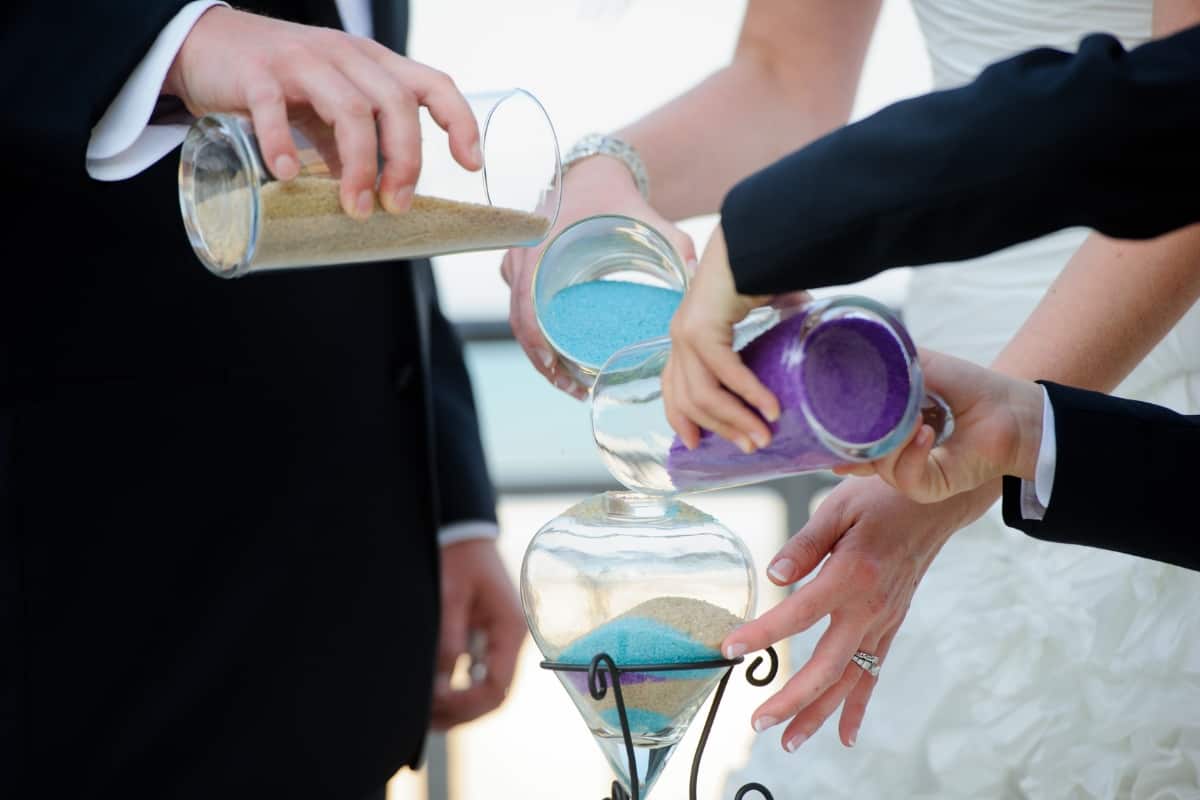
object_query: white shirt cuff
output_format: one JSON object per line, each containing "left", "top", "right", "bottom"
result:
{"left": 1019, "top": 386, "right": 1058, "bottom": 521}
{"left": 86, "top": 1, "right": 227, "bottom": 181}
{"left": 438, "top": 520, "right": 500, "bottom": 547}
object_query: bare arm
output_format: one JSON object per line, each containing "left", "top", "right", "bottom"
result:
{"left": 615, "top": 0, "right": 883, "bottom": 220}
{"left": 503, "top": 0, "right": 881, "bottom": 393}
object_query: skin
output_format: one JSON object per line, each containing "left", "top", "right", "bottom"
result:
{"left": 835, "top": 349, "right": 1045, "bottom": 503}
{"left": 498, "top": 0, "right": 883, "bottom": 398}
{"left": 432, "top": 539, "right": 526, "bottom": 730}
{"left": 164, "top": 6, "right": 482, "bottom": 219}
{"left": 663, "top": 0, "right": 1200, "bottom": 755}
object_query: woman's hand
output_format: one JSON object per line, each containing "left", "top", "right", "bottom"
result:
{"left": 662, "top": 225, "right": 783, "bottom": 454}
{"left": 166, "top": 6, "right": 481, "bottom": 219}
{"left": 835, "top": 349, "right": 1044, "bottom": 504}
{"left": 499, "top": 156, "right": 696, "bottom": 399}
{"left": 722, "top": 477, "right": 995, "bottom": 750}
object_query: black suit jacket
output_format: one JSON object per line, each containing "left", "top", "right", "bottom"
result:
{"left": 720, "top": 24, "right": 1200, "bottom": 295}
{"left": 1002, "top": 383, "right": 1200, "bottom": 572}
{"left": 0, "top": 3, "right": 495, "bottom": 799}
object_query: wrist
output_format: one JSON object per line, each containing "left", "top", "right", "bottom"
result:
{"left": 1007, "top": 380, "right": 1044, "bottom": 481}
{"left": 563, "top": 152, "right": 643, "bottom": 196}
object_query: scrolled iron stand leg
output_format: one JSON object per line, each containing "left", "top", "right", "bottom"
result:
{"left": 588, "top": 653, "right": 637, "bottom": 800}
{"left": 689, "top": 647, "right": 779, "bottom": 800}
{"left": 579, "top": 648, "right": 780, "bottom": 800}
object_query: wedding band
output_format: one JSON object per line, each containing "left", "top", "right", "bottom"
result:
{"left": 851, "top": 651, "right": 881, "bottom": 678}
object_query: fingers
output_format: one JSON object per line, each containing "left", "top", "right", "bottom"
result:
{"left": 750, "top": 612, "right": 871, "bottom": 743}
{"left": 431, "top": 572, "right": 526, "bottom": 731}
{"left": 662, "top": 356, "right": 702, "bottom": 450}
{"left": 773, "top": 627, "right": 882, "bottom": 752}
{"left": 722, "top": 560, "right": 847, "bottom": 656}
{"left": 671, "top": 346, "right": 770, "bottom": 454}
{"left": 290, "top": 61, "right": 379, "bottom": 218}
{"left": 889, "top": 424, "right": 940, "bottom": 501}
{"left": 334, "top": 53, "right": 421, "bottom": 213}
{"left": 837, "top": 626, "right": 897, "bottom": 747}
{"left": 505, "top": 248, "right": 588, "bottom": 399}
{"left": 241, "top": 70, "right": 299, "bottom": 180}
{"left": 355, "top": 38, "right": 481, "bottom": 174}
{"left": 707, "top": 347, "right": 780, "bottom": 427}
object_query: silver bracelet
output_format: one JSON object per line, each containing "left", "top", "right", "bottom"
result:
{"left": 562, "top": 133, "right": 650, "bottom": 200}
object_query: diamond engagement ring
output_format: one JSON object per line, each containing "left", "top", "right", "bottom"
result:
{"left": 851, "top": 651, "right": 881, "bottom": 678}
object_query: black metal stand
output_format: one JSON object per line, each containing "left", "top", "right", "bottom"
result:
{"left": 541, "top": 647, "right": 779, "bottom": 800}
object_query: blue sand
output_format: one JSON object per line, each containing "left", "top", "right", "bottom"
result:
{"left": 560, "top": 616, "right": 721, "bottom": 666}
{"left": 600, "top": 707, "right": 672, "bottom": 732}
{"left": 542, "top": 280, "right": 683, "bottom": 368}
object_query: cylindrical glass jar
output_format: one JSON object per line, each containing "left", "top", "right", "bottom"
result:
{"left": 532, "top": 215, "right": 688, "bottom": 387}
{"left": 591, "top": 296, "right": 955, "bottom": 495}
{"left": 521, "top": 492, "right": 755, "bottom": 772}
{"left": 178, "top": 88, "right": 561, "bottom": 277}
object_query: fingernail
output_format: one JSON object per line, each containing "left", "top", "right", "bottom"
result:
{"left": 753, "top": 716, "right": 779, "bottom": 733}
{"left": 766, "top": 407, "right": 781, "bottom": 423}
{"left": 356, "top": 190, "right": 375, "bottom": 218}
{"left": 768, "top": 558, "right": 795, "bottom": 584}
{"left": 392, "top": 187, "right": 413, "bottom": 212}
{"left": 471, "top": 140, "right": 483, "bottom": 167}
{"left": 736, "top": 437, "right": 754, "bottom": 455}
{"left": 785, "top": 733, "right": 808, "bottom": 753}
{"left": 920, "top": 426, "right": 934, "bottom": 446}
{"left": 537, "top": 349, "right": 555, "bottom": 370}
{"left": 273, "top": 154, "right": 298, "bottom": 180}
{"left": 723, "top": 643, "right": 746, "bottom": 660}
{"left": 555, "top": 374, "right": 572, "bottom": 391}
{"left": 685, "top": 258, "right": 698, "bottom": 275}
{"left": 750, "top": 430, "right": 770, "bottom": 449}
{"left": 847, "top": 729, "right": 858, "bottom": 747}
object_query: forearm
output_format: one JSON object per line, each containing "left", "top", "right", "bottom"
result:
{"left": 991, "top": 227, "right": 1200, "bottom": 391}
{"left": 614, "top": 0, "right": 879, "bottom": 220}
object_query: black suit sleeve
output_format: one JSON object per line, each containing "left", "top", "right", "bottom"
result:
{"left": 721, "top": 25, "right": 1200, "bottom": 296}
{"left": 427, "top": 295, "right": 498, "bottom": 530}
{"left": 1, "top": 2, "right": 192, "bottom": 178}
{"left": 1001, "top": 382, "right": 1200, "bottom": 572}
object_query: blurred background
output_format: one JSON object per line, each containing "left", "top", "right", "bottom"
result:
{"left": 392, "top": 1, "right": 933, "bottom": 797}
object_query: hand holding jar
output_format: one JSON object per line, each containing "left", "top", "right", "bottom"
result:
{"left": 167, "top": 6, "right": 481, "bottom": 218}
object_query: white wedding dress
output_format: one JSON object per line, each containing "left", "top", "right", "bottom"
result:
{"left": 732, "top": 3, "right": 1200, "bottom": 798}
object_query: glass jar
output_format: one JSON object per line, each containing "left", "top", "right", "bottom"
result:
{"left": 178, "top": 89, "right": 561, "bottom": 277}
{"left": 532, "top": 215, "right": 688, "bottom": 387}
{"left": 591, "top": 296, "right": 955, "bottom": 495}
{"left": 521, "top": 491, "right": 756, "bottom": 797}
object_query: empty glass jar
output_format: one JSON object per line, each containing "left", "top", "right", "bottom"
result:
{"left": 179, "top": 88, "right": 561, "bottom": 277}
{"left": 591, "top": 296, "right": 955, "bottom": 495}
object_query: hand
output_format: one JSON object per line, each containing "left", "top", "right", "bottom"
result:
{"left": 431, "top": 539, "right": 526, "bottom": 730}
{"left": 721, "top": 477, "right": 994, "bottom": 751}
{"left": 165, "top": 6, "right": 481, "bottom": 219}
{"left": 662, "top": 225, "right": 785, "bottom": 454}
{"left": 834, "top": 349, "right": 1044, "bottom": 504}
{"left": 499, "top": 155, "right": 696, "bottom": 398}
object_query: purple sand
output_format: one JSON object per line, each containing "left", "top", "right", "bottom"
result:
{"left": 667, "top": 313, "right": 911, "bottom": 489}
